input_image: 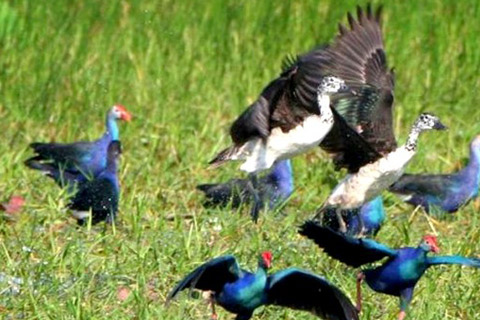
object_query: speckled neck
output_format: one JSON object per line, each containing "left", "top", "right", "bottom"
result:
{"left": 317, "top": 94, "right": 333, "bottom": 118}
{"left": 405, "top": 124, "right": 422, "bottom": 152}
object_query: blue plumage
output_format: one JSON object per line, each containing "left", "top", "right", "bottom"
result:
{"left": 321, "top": 196, "right": 385, "bottom": 236}
{"left": 167, "top": 252, "right": 359, "bottom": 320}
{"left": 389, "top": 135, "right": 480, "bottom": 215}
{"left": 197, "top": 160, "right": 293, "bottom": 221}
{"left": 299, "top": 222, "right": 480, "bottom": 319}
{"left": 25, "top": 105, "right": 131, "bottom": 189}
{"left": 68, "top": 141, "right": 122, "bottom": 225}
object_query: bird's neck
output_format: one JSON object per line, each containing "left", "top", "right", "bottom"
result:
{"left": 268, "top": 160, "right": 294, "bottom": 196}
{"left": 317, "top": 94, "right": 332, "bottom": 118}
{"left": 463, "top": 145, "right": 480, "bottom": 186}
{"left": 405, "top": 124, "right": 422, "bottom": 152}
{"left": 105, "top": 114, "right": 119, "bottom": 141}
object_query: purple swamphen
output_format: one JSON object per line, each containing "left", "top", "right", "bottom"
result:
{"left": 197, "top": 160, "right": 293, "bottom": 222}
{"left": 68, "top": 140, "right": 121, "bottom": 225}
{"left": 25, "top": 105, "right": 131, "bottom": 188}
{"left": 389, "top": 135, "right": 480, "bottom": 216}
{"left": 166, "top": 251, "right": 359, "bottom": 320}
{"left": 299, "top": 221, "right": 480, "bottom": 319}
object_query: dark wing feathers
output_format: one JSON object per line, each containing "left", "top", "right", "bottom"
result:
{"left": 321, "top": 105, "right": 382, "bottom": 173}
{"left": 30, "top": 141, "right": 93, "bottom": 164}
{"left": 166, "top": 255, "right": 241, "bottom": 303}
{"left": 389, "top": 173, "right": 455, "bottom": 199}
{"left": 299, "top": 221, "right": 397, "bottom": 268}
{"left": 321, "top": 5, "right": 396, "bottom": 156}
{"left": 196, "top": 179, "right": 251, "bottom": 208}
{"left": 267, "top": 268, "right": 359, "bottom": 320}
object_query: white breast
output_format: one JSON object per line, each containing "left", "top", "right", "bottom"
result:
{"left": 239, "top": 115, "right": 333, "bottom": 172}
{"left": 326, "top": 146, "right": 415, "bottom": 208}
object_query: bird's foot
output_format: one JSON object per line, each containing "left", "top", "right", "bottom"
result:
{"left": 210, "top": 312, "right": 218, "bottom": 320}
{"left": 398, "top": 310, "right": 406, "bottom": 320}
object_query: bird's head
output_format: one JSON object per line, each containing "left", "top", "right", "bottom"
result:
{"left": 259, "top": 251, "right": 272, "bottom": 269}
{"left": 420, "top": 235, "right": 440, "bottom": 254}
{"left": 110, "top": 104, "right": 132, "bottom": 122}
{"left": 317, "top": 76, "right": 351, "bottom": 95}
{"left": 414, "top": 113, "right": 447, "bottom": 132}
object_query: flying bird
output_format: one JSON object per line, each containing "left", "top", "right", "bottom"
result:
{"left": 299, "top": 222, "right": 480, "bottom": 320}
{"left": 167, "top": 251, "right": 359, "bottom": 320}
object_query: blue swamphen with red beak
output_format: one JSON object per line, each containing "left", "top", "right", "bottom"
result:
{"left": 166, "top": 251, "right": 359, "bottom": 320}
{"left": 68, "top": 141, "right": 121, "bottom": 225}
{"left": 389, "top": 135, "right": 480, "bottom": 216}
{"left": 25, "top": 105, "right": 131, "bottom": 188}
{"left": 197, "top": 160, "right": 294, "bottom": 222}
{"left": 299, "top": 221, "right": 480, "bottom": 320}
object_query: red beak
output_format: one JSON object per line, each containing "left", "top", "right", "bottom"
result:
{"left": 121, "top": 111, "right": 132, "bottom": 122}
{"left": 431, "top": 244, "right": 440, "bottom": 254}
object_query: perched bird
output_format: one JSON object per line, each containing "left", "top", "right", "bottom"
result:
{"left": 299, "top": 222, "right": 480, "bottom": 320}
{"left": 67, "top": 141, "right": 121, "bottom": 225}
{"left": 389, "top": 135, "right": 480, "bottom": 216}
{"left": 210, "top": 76, "right": 352, "bottom": 173}
{"left": 197, "top": 160, "right": 294, "bottom": 222}
{"left": 321, "top": 196, "right": 385, "bottom": 237}
{"left": 25, "top": 105, "right": 131, "bottom": 188}
{"left": 166, "top": 251, "right": 359, "bottom": 320}
{"left": 319, "top": 113, "right": 447, "bottom": 232}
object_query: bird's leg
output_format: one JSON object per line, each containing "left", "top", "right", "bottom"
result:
{"left": 358, "top": 212, "right": 366, "bottom": 237}
{"left": 356, "top": 272, "right": 365, "bottom": 313}
{"left": 209, "top": 292, "right": 218, "bottom": 320}
{"left": 398, "top": 288, "right": 413, "bottom": 320}
{"left": 247, "top": 173, "right": 262, "bottom": 223}
{"left": 336, "top": 208, "right": 347, "bottom": 233}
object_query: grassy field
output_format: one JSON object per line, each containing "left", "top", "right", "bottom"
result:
{"left": 1, "top": 0, "right": 480, "bottom": 319}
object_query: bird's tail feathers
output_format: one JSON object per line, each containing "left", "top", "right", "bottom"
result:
{"left": 208, "top": 146, "right": 238, "bottom": 169}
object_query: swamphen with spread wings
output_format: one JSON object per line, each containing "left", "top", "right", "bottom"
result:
{"left": 166, "top": 251, "right": 359, "bottom": 320}
{"left": 68, "top": 141, "right": 121, "bottom": 225}
{"left": 299, "top": 221, "right": 480, "bottom": 319}
{"left": 197, "top": 160, "right": 294, "bottom": 222}
{"left": 25, "top": 105, "right": 131, "bottom": 188}
{"left": 389, "top": 135, "right": 480, "bottom": 216}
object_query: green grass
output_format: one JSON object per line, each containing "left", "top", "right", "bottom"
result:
{"left": 1, "top": 0, "right": 480, "bottom": 319}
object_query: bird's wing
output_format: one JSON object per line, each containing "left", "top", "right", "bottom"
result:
{"left": 68, "top": 177, "right": 118, "bottom": 212}
{"left": 388, "top": 173, "right": 456, "bottom": 199}
{"left": 320, "top": 5, "right": 397, "bottom": 156}
{"left": 30, "top": 141, "right": 94, "bottom": 162}
{"left": 166, "top": 255, "right": 242, "bottom": 303}
{"left": 322, "top": 105, "right": 382, "bottom": 173}
{"left": 196, "top": 179, "right": 251, "bottom": 207}
{"left": 267, "top": 268, "right": 359, "bottom": 320}
{"left": 299, "top": 221, "right": 397, "bottom": 268}
{"left": 427, "top": 255, "right": 480, "bottom": 268}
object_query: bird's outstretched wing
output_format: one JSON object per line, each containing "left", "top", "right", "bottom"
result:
{"left": 166, "top": 255, "right": 242, "bottom": 303}
{"left": 320, "top": 5, "right": 397, "bottom": 158}
{"left": 267, "top": 268, "right": 359, "bottom": 320}
{"left": 427, "top": 255, "right": 480, "bottom": 268}
{"left": 299, "top": 221, "right": 397, "bottom": 268}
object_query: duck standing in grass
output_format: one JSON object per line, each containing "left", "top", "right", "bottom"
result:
{"left": 320, "top": 196, "right": 385, "bottom": 237}
{"left": 197, "top": 160, "right": 294, "bottom": 222}
{"left": 389, "top": 135, "right": 480, "bottom": 216}
{"left": 167, "top": 251, "right": 359, "bottom": 320}
{"left": 25, "top": 105, "right": 131, "bottom": 188}
{"left": 299, "top": 222, "right": 480, "bottom": 320}
{"left": 68, "top": 141, "right": 121, "bottom": 225}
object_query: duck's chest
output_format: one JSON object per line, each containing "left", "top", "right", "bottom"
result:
{"left": 328, "top": 148, "right": 414, "bottom": 208}
{"left": 216, "top": 274, "right": 267, "bottom": 314}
